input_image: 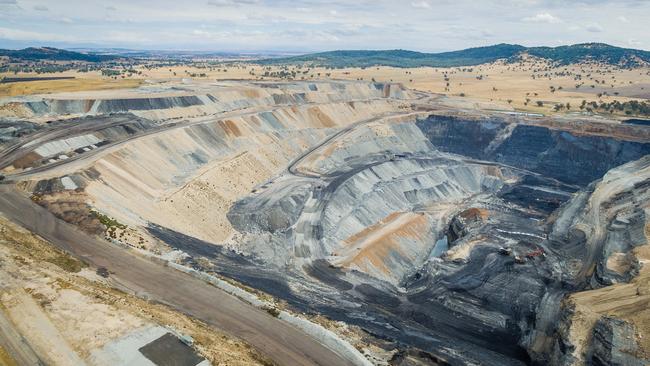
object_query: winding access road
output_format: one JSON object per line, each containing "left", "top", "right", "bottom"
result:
{"left": 0, "top": 184, "right": 352, "bottom": 366}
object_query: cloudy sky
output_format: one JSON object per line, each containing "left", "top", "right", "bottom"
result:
{"left": 0, "top": 0, "right": 648, "bottom": 52}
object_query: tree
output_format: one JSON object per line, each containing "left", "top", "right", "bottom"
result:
{"left": 536, "top": 101, "right": 544, "bottom": 107}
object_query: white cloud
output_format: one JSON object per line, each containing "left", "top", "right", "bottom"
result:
{"left": 411, "top": 1, "right": 431, "bottom": 9}
{"left": 628, "top": 38, "right": 641, "bottom": 46}
{"left": 207, "top": 0, "right": 258, "bottom": 6}
{"left": 0, "top": 0, "right": 648, "bottom": 52}
{"left": 0, "top": 26, "right": 74, "bottom": 42}
{"left": 522, "top": 12, "right": 561, "bottom": 24}
{"left": 33, "top": 5, "right": 48, "bottom": 11}
{"left": 585, "top": 23, "right": 603, "bottom": 32}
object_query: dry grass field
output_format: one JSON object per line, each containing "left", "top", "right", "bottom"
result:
{"left": 0, "top": 77, "right": 143, "bottom": 98}
{"left": 2, "top": 57, "right": 648, "bottom": 117}
{"left": 55, "top": 58, "right": 650, "bottom": 117}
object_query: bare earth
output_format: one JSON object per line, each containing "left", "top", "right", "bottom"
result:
{"left": 0, "top": 213, "right": 271, "bottom": 366}
{"left": 3, "top": 58, "right": 649, "bottom": 118}
{"left": 0, "top": 184, "right": 349, "bottom": 366}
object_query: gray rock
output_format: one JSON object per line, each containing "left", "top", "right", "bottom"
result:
{"left": 588, "top": 317, "right": 647, "bottom": 366}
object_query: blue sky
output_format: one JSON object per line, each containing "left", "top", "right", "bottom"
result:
{"left": 0, "top": 0, "right": 648, "bottom": 52}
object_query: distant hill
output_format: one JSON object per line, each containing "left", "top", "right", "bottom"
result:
{"left": 0, "top": 47, "right": 118, "bottom": 62}
{"left": 258, "top": 43, "right": 650, "bottom": 68}
{"left": 525, "top": 43, "right": 650, "bottom": 66}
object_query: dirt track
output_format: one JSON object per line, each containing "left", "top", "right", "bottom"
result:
{"left": 0, "top": 184, "right": 352, "bottom": 366}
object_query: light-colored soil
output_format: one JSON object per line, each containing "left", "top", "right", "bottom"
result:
{"left": 310, "top": 62, "right": 649, "bottom": 116}
{"left": 335, "top": 211, "right": 431, "bottom": 276}
{"left": 307, "top": 314, "right": 396, "bottom": 365}
{"left": 130, "top": 59, "right": 650, "bottom": 117}
{"left": 1, "top": 289, "right": 86, "bottom": 366}
{"left": 4, "top": 58, "right": 648, "bottom": 118}
{"left": 0, "top": 77, "right": 143, "bottom": 98}
{"left": 0, "top": 215, "right": 268, "bottom": 365}
{"left": 0, "top": 345, "right": 17, "bottom": 366}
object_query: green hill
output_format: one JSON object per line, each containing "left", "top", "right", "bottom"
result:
{"left": 0, "top": 47, "right": 118, "bottom": 62}
{"left": 526, "top": 43, "right": 649, "bottom": 66}
{"left": 257, "top": 43, "right": 650, "bottom": 68}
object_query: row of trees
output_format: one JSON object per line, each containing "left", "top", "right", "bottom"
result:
{"left": 548, "top": 99, "right": 650, "bottom": 116}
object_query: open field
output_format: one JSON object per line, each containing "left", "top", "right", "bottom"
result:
{"left": 3, "top": 58, "right": 649, "bottom": 119}
{"left": 129, "top": 60, "right": 650, "bottom": 117}
{"left": 0, "top": 77, "right": 142, "bottom": 98}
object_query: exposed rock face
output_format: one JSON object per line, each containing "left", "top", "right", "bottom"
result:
{"left": 542, "top": 155, "right": 650, "bottom": 366}
{"left": 0, "top": 119, "right": 40, "bottom": 144}
{"left": 219, "top": 116, "right": 650, "bottom": 365}
{"left": 0, "top": 114, "right": 156, "bottom": 173}
{"left": 416, "top": 115, "right": 650, "bottom": 185}
{"left": 228, "top": 178, "right": 312, "bottom": 233}
{"left": 5, "top": 81, "right": 410, "bottom": 121}
{"left": 446, "top": 208, "right": 488, "bottom": 243}
{"left": 588, "top": 317, "right": 646, "bottom": 366}
{"left": 7, "top": 81, "right": 650, "bottom": 365}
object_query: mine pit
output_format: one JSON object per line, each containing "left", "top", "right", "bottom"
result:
{"left": 2, "top": 80, "right": 650, "bottom": 365}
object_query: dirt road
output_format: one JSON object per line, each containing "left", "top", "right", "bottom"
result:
{"left": 0, "top": 309, "right": 43, "bottom": 366}
{"left": 0, "top": 184, "right": 353, "bottom": 366}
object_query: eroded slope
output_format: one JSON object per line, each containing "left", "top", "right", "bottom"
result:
{"left": 2, "top": 80, "right": 649, "bottom": 365}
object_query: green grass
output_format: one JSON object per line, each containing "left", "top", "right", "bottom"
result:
{"left": 262, "top": 306, "right": 281, "bottom": 318}
{"left": 91, "top": 210, "right": 127, "bottom": 229}
{"left": 46, "top": 254, "right": 88, "bottom": 273}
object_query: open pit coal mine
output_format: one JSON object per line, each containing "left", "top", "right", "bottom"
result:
{"left": 1, "top": 81, "right": 650, "bottom": 366}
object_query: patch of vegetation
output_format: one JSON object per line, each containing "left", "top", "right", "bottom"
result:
{"left": 258, "top": 44, "right": 525, "bottom": 68}
{"left": 0, "top": 47, "right": 116, "bottom": 62}
{"left": 101, "top": 69, "right": 122, "bottom": 77}
{"left": 45, "top": 254, "right": 88, "bottom": 273}
{"left": 91, "top": 210, "right": 127, "bottom": 229}
{"left": 257, "top": 43, "right": 650, "bottom": 68}
{"left": 525, "top": 43, "right": 650, "bottom": 67}
{"left": 576, "top": 99, "right": 650, "bottom": 117}
{"left": 262, "top": 306, "right": 281, "bottom": 317}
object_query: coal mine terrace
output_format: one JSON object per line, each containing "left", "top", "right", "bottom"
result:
{"left": 0, "top": 55, "right": 650, "bottom": 366}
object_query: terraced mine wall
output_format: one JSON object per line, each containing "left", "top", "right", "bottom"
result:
{"left": 416, "top": 115, "right": 650, "bottom": 185}
{"left": 5, "top": 82, "right": 409, "bottom": 121}
{"left": 10, "top": 82, "right": 413, "bottom": 248}
{"left": 219, "top": 115, "right": 650, "bottom": 365}
{"left": 0, "top": 119, "right": 40, "bottom": 144}
{"left": 0, "top": 114, "right": 157, "bottom": 173}
{"left": 7, "top": 80, "right": 649, "bottom": 365}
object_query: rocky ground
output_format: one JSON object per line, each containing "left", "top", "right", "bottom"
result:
{"left": 1, "top": 78, "right": 649, "bottom": 365}
{"left": 222, "top": 112, "right": 650, "bottom": 365}
{"left": 0, "top": 215, "right": 271, "bottom": 366}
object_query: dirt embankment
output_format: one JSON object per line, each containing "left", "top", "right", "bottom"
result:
{"left": 0, "top": 215, "right": 271, "bottom": 366}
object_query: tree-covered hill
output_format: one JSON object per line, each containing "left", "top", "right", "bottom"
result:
{"left": 0, "top": 47, "right": 117, "bottom": 62}
{"left": 257, "top": 43, "right": 650, "bottom": 68}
